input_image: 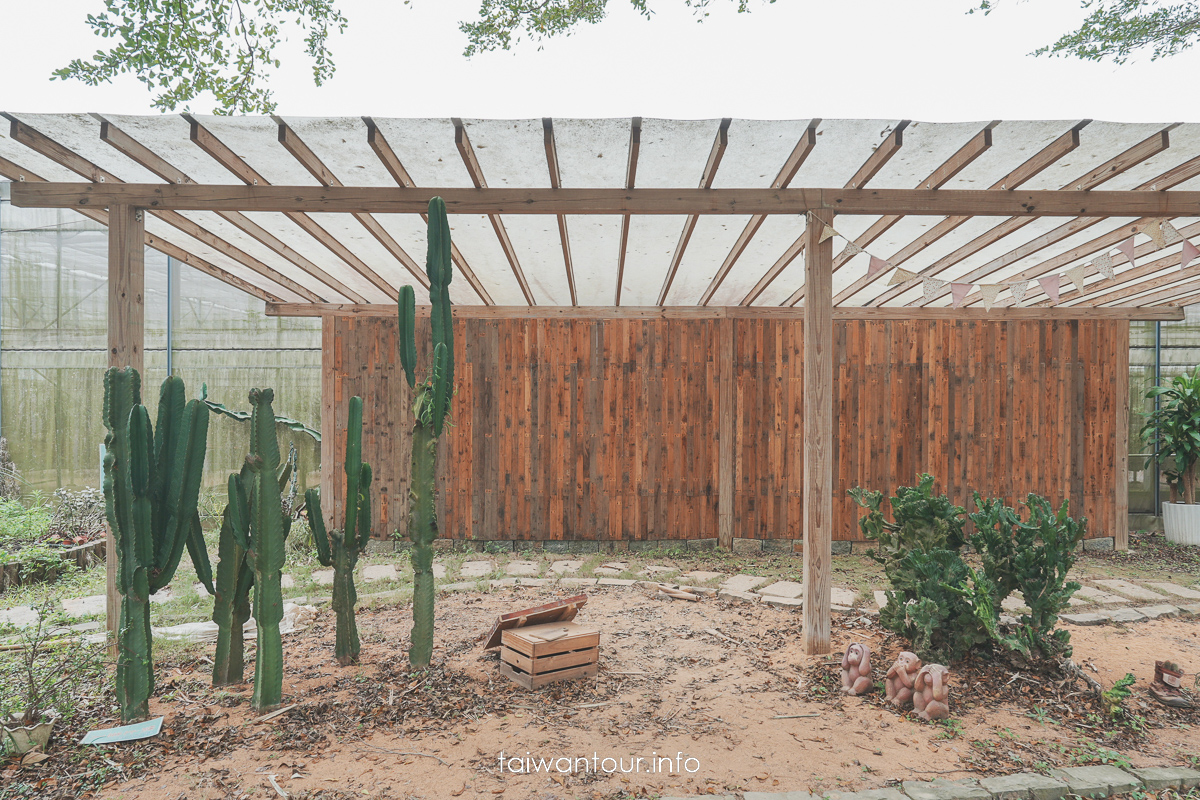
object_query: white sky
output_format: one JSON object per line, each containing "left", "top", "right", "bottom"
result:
{"left": 2, "top": 0, "right": 1199, "bottom": 122}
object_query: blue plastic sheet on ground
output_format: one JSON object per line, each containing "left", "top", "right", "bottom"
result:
{"left": 80, "top": 716, "right": 163, "bottom": 745}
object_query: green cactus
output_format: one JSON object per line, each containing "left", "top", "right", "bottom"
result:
{"left": 398, "top": 197, "right": 455, "bottom": 668}
{"left": 102, "top": 368, "right": 212, "bottom": 722}
{"left": 305, "top": 395, "right": 373, "bottom": 665}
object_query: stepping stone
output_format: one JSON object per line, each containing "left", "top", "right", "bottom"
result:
{"left": 63, "top": 595, "right": 107, "bottom": 617}
{"left": 830, "top": 587, "right": 858, "bottom": 607}
{"left": 1061, "top": 612, "right": 1111, "bottom": 626}
{"left": 549, "top": 560, "right": 583, "bottom": 575}
{"left": 559, "top": 577, "right": 598, "bottom": 587}
{"left": 432, "top": 564, "right": 446, "bottom": 579}
{"left": 722, "top": 574, "right": 769, "bottom": 593}
{"left": 593, "top": 567, "right": 623, "bottom": 576}
{"left": 902, "top": 779, "right": 990, "bottom": 800}
{"left": 1109, "top": 607, "right": 1148, "bottom": 624}
{"left": 362, "top": 564, "right": 397, "bottom": 582}
{"left": 1180, "top": 603, "right": 1200, "bottom": 616}
{"left": 600, "top": 562, "right": 628, "bottom": 571}
{"left": 718, "top": 588, "right": 760, "bottom": 604}
{"left": 312, "top": 569, "right": 335, "bottom": 586}
{"left": 679, "top": 570, "right": 724, "bottom": 584}
{"left": 490, "top": 578, "right": 518, "bottom": 588}
{"left": 979, "top": 773, "right": 1069, "bottom": 800}
{"left": 515, "top": 577, "right": 553, "bottom": 586}
{"left": 758, "top": 580, "right": 804, "bottom": 599}
{"left": 1134, "top": 603, "right": 1179, "bottom": 619}
{"left": 1131, "top": 767, "right": 1200, "bottom": 792}
{"left": 505, "top": 561, "right": 540, "bottom": 577}
{"left": 598, "top": 578, "right": 636, "bottom": 587}
{"left": 762, "top": 595, "right": 802, "bottom": 609}
{"left": 459, "top": 560, "right": 493, "bottom": 578}
{"left": 639, "top": 565, "right": 678, "bottom": 576}
{"left": 281, "top": 574, "right": 296, "bottom": 589}
{"left": 0, "top": 606, "right": 39, "bottom": 628}
{"left": 1147, "top": 582, "right": 1200, "bottom": 600}
{"left": 874, "top": 590, "right": 889, "bottom": 609}
{"left": 1073, "top": 586, "right": 1126, "bottom": 604}
{"left": 1092, "top": 579, "right": 1164, "bottom": 602}
{"left": 1001, "top": 595, "right": 1029, "bottom": 613}
{"left": 192, "top": 582, "right": 214, "bottom": 597}
{"left": 148, "top": 588, "right": 174, "bottom": 605}
{"left": 1050, "top": 766, "right": 1142, "bottom": 797}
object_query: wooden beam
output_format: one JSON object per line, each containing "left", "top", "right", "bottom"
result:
{"left": 700, "top": 120, "right": 820, "bottom": 305}
{"left": 1106, "top": 271, "right": 1200, "bottom": 307}
{"left": 363, "top": 116, "right": 493, "bottom": 304}
{"left": 20, "top": 183, "right": 1200, "bottom": 218}
{"left": 265, "top": 303, "right": 1182, "bottom": 321}
{"left": 803, "top": 209, "right": 835, "bottom": 656}
{"left": 454, "top": 118, "right": 536, "bottom": 305}
{"left": 184, "top": 115, "right": 394, "bottom": 303}
{"left": 107, "top": 203, "right": 145, "bottom": 652}
{"left": 831, "top": 122, "right": 998, "bottom": 305}
{"left": 783, "top": 120, "right": 912, "bottom": 306}
{"left": 857, "top": 123, "right": 1086, "bottom": 307}
{"left": 615, "top": 117, "right": 641, "bottom": 306}
{"left": 543, "top": 118, "right": 578, "bottom": 305}
{"left": 1115, "top": 322, "right": 1130, "bottom": 550}
{"left": 1074, "top": 232, "right": 1200, "bottom": 306}
{"left": 717, "top": 317, "right": 736, "bottom": 550}
{"left": 656, "top": 118, "right": 732, "bottom": 305}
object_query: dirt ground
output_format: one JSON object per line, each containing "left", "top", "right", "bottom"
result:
{"left": 67, "top": 584, "right": 1199, "bottom": 800}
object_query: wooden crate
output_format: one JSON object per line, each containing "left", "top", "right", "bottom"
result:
{"left": 499, "top": 622, "right": 600, "bottom": 689}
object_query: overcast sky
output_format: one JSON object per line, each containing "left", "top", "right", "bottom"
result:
{"left": 2, "top": 0, "right": 1198, "bottom": 122}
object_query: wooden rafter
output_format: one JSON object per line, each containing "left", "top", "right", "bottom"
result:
{"left": 0, "top": 153, "right": 280, "bottom": 302}
{"left": 859, "top": 122, "right": 1089, "bottom": 307}
{"left": 1107, "top": 269, "right": 1200, "bottom": 307}
{"left": 906, "top": 125, "right": 1178, "bottom": 308}
{"left": 614, "top": 117, "right": 641, "bottom": 306}
{"left": 656, "top": 118, "right": 732, "bottom": 305}
{"left": 274, "top": 117, "right": 422, "bottom": 291}
{"left": 1072, "top": 234, "right": 1200, "bottom": 306}
{"left": 783, "top": 121, "right": 911, "bottom": 306}
{"left": 362, "top": 116, "right": 493, "bottom": 304}
{"left": 829, "top": 122, "right": 999, "bottom": 305}
{"left": 183, "top": 114, "right": 391, "bottom": 303}
{"left": 2, "top": 115, "right": 301, "bottom": 302}
{"left": 453, "top": 117, "right": 536, "bottom": 305}
{"left": 699, "top": 119, "right": 820, "bottom": 306}
{"left": 93, "top": 114, "right": 352, "bottom": 304}
{"left": 542, "top": 118, "right": 577, "bottom": 306}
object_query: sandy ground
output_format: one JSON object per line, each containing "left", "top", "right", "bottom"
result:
{"left": 97, "top": 586, "right": 1200, "bottom": 800}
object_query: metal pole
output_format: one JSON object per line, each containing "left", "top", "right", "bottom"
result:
{"left": 1154, "top": 320, "right": 1162, "bottom": 515}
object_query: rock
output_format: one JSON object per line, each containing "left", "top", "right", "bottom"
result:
{"left": 1134, "top": 603, "right": 1180, "bottom": 619}
{"left": 600, "top": 562, "right": 628, "bottom": 570}
{"left": 1001, "top": 595, "right": 1028, "bottom": 613}
{"left": 1060, "top": 612, "right": 1111, "bottom": 626}
{"left": 62, "top": 595, "right": 107, "bottom": 617}
{"left": 745, "top": 792, "right": 815, "bottom": 800}
{"left": 1130, "top": 767, "right": 1200, "bottom": 792}
{"left": 597, "top": 578, "right": 636, "bottom": 587}
{"left": 830, "top": 587, "right": 858, "bottom": 606}
{"left": 432, "top": 564, "right": 446, "bottom": 579}
{"left": 874, "top": 590, "right": 889, "bottom": 609}
{"left": 1082, "top": 537, "right": 1114, "bottom": 552}
{"left": 758, "top": 580, "right": 805, "bottom": 599}
{"left": 0, "top": 606, "right": 39, "bottom": 627}
{"left": 1147, "top": 582, "right": 1200, "bottom": 600}
{"left": 361, "top": 564, "right": 397, "bottom": 582}
{"left": 679, "top": 570, "right": 725, "bottom": 584}
{"left": 979, "top": 773, "right": 1069, "bottom": 800}
{"left": 489, "top": 578, "right": 518, "bottom": 588}
{"left": 1179, "top": 603, "right": 1200, "bottom": 616}
{"left": 549, "top": 560, "right": 584, "bottom": 575}
{"left": 1049, "top": 766, "right": 1142, "bottom": 797}
{"left": 459, "top": 560, "right": 493, "bottom": 578}
{"left": 1072, "top": 586, "right": 1127, "bottom": 604}
{"left": 280, "top": 574, "right": 296, "bottom": 589}
{"left": 762, "top": 595, "right": 803, "bottom": 609}
{"left": 312, "top": 569, "right": 335, "bottom": 586}
{"left": 722, "top": 574, "right": 769, "bottom": 592}
{"left": 505, "top": 561, "right": 540, "bottom": 577}
{"left": 559, "top": 577, "right": 599, "bottom": 587}
{"left": 901, "top": 779, "right": 990, "bottom": 800}
{"left": 592, "top": 567, "right": 623, "bottom": 576}
{"left": 639, "top": 565, "right": 678, "bottom": 576}
{"left": 717, "top": 588, "right": 760, "bottom": 604}
{"left": 824, "top": 790, "right": 906, "bottom": 800}
{"left": 438, "top": 581, "right": 478, "bottom": 593}
{"left": 1091, "top": 579, "right": 1165, "bottom": 602}
{"left": 514, "top": 578, "right": 553, "bottom": 586}
{"left": 1108, "top": 607, "right": 1148, "bottom": 623}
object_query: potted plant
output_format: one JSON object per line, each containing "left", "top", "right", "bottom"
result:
{"left": 1143, "top": 366, "right": 1200, "bottom": 545}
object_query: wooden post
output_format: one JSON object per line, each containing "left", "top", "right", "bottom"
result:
{"left": 802, "top": 210, "right": 834, "bottom": 655}
{"left": 1114, "top": 320, "right": 1130, "bottom": 550}
{"left": 106, "top": 204, "right": 144, "bottom": 653}
{"left": 717, "top": 318, "right": 736, "bottom": 549}
{"left": 320, "top": 315, "right": 337, "bottom": 534}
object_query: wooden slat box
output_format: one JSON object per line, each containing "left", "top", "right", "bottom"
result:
{"left": 499, "top": 622, "right": 600, "bottom": 689}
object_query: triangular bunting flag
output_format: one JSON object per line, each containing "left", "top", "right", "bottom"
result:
{"left": 888, "top": 268, "right": 917, "bottom": 287}
{"left": 1182, "top": 239, "right": 1200, "bottom": 271}
{"left": 951, "top": 283, "right": 972, "bottom": 308}
{"left": 1093, "top": 252, "right": 1115, "bottom": 280}
{"left": 980, "top": 285, "right": 1002, "bottom": 311}
{"left": 922, "top": 278, "right": 949, "bottom": 304}
{"left": 1162, "top": 220, "right": 1183, "bottom": 246}
{"left": 868, "top": 256, "right": 890, "bottom": 277}
{"left": 818, "top": 225, "right": 837, "bottom": 244}
{"left": 1145, "top": 219, "right": 1167, "bottom": 249}
{"left": 1117, "top": 236, "right": 1136, "bottom": 267}
{"left": 842, "top": 242, "right": 864, "bottom": 257}
{"left": 1038, "top": 275, "right": 1061, "bottom": 305}
{"left": 1009, "top": 280, "right": 1030, "bottom": 305}
{"left": 1066, "top": 265, "right": 1088, "bottom": 294}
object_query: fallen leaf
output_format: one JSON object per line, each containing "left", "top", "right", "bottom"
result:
{"left": 21, "top": 751, "right": 50, "bottom": 766}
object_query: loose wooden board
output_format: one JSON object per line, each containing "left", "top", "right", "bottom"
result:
{"left": 483, "top": 594, "right": 588, "bottom": 650}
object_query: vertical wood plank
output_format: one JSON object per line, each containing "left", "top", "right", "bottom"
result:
{"left": 1114, "top": 320, "right": 1130, "bottom": 550}
{"left": 718, "top": 318, "right": 736, "bottom": 548}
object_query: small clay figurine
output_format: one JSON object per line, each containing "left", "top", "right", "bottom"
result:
{"left": 913, "top": 663, "right": 951, "bottom": 721}
{"left": 841, "top": 642, "right": 873, "bottom": 696}
{"left": 885, "top": 651, "right": 922, "bottom": 708}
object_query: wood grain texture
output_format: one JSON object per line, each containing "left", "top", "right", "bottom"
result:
{"left": 323, "top": 316, "right": 1126, "bottom": 546}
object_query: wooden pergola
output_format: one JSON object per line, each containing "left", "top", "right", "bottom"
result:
{"left": 3, "top": 114, "right": 1197, "bottom": 655}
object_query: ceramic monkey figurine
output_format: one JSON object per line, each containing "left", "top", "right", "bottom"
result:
{"left": 885, "top": 651, "right": 923, "bottom": 708}
{"left": 841, "top": 642, "right": 873, "bottom": 696}
{"left": 913, "top": 663, "right": 951, "bottom": 721}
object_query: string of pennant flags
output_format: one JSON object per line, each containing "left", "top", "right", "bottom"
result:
{"left": 814, "top": 215, "right": 1200, "bottom": 309}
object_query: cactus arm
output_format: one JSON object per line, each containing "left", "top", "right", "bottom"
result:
{"left": 408, "top": 414, "right": 439, "bottom": 667}
{"left": 344, "top": 396, "right": 362, "bottom": 545}
{"left": 248, "top": 389, "right": 286, "bottom": 710}
{"left": 212, "top": 488, "right": 249, "bottom": 686}
{"left": 427, "top": 197, "right": 455, "bottom": 394}
{"left": 186, "top": 513, "right": 215, "bottom": 596}
{"left": 306, "top": 487, "right": 333, "bottom": 567}
{"left": 151, "top": 400, "right": 210, "bottom": 593}
{"left": 357, "top": 463, "right": 373, "bottom": 550}
{"left": 398, "top": 286, "right": 417, "bottom": 388}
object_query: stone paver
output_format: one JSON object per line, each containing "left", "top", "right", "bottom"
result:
{"left": 1181, "top": 603, "right": 1200, "bottom": 616}
{"left": 979, "top": 773, "right": 1069, "bottom": 800}
{"left": 1134, "top": 603, "right": 1180, "bottom": 619}
{"left": 597, "top": 578, "right": 637, "bottom": 587}
{"left": 1130, "top": 767, "right": 1200, "bottom": 792}
{"left": 1060, "top": 612, "right": 1111, "bottom": 626}
{"left": 825, "top": 790, "right": 905, "bottom": 800}
{"left": 1073, "top": 586, "right": 1127, "bottom": 604}
{"left": 759, "top": 580, "right": 804, "bottom": 599}
{"left": 1091, "top": 579, "right": 1164, "bottom": 602}
{"left": 874, "top": 590, "right": 889, "bottom": 609}
{"left": 361, "top": 564, "right": 397, "bottom": 582}
{"left": 0, "top": 606, "right": 38, "bottom": 627}
{"left": 1108, "top": 607, "right": 1148, "bottom": 624}
{"left": 831, "top": 587, "right": 858, "bottom": 606}
{"left": 489, "top": 578, "right": 518, "bottom": 588}
{"left": 745, "top": 792, "right": 814, "bottom": 800}
{"left": 459, "top": 560, "right": 493, "bottom": 578}
{"left": 902, "top": 779, "right": 990, "bottom": 800}
{"left": 593, "top": 567, "right": 624, "bottom": 576}
{"left": 1148, "top": 582, "right": 1200, "bottom": 600}
{"left": 600, "top": 562, "right": 628, "bottom": 571}
{"left": 439, "top": 581, "right": 477, "bottom": 593}
{"left": 312, "top": 569, "right": 335, "bottom": 586}
{"left": 679, "top": 570, "right": 725, "bottom": 583}
{"left": 505, "top": 561, "right": 540, "bottom": 577}
{"left": 639, "top": 565, "right": 678, "bottom": 576}
{"left": 722, "top": 574, "right": 770, "bottom": 592}
{"left": 1049, "top": 766, "right": 1141, "bottom": 797}
{"left": 432, "top": 564, "right": 446, "bottom": 579}
{"left": 549, "top": 560, "right": 583, "bottom": 575}
{"left": 762, "top": 595, "right": 803, "bottom": 609}
{"left": 281, "top": 574, "right": 296, "bottom": 589}
{"left": 718, "top": 588, "right": 760, "bottom": 604}
{"left": 559, "top": 577, "right": 598, "bottom": 587}
{"left": 63, "top": 595, "right": 106, "bottom": 617}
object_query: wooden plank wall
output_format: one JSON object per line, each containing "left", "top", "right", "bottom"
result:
{"left": 323, "top": 315, "right": 1125, "bottom": 543}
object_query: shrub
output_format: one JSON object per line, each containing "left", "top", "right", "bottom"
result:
{"left": 48, "top": 487, "right": 105, "bottom": 545}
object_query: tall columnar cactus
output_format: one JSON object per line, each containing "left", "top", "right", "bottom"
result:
{"left": 102, "top": 368, "right": 212, "bottom": 722}
{"left": 399, "top": 197, "right": 455, "bottom": 668}
{"left": 305, "top": 396, "right": 373, "bottom": 665}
